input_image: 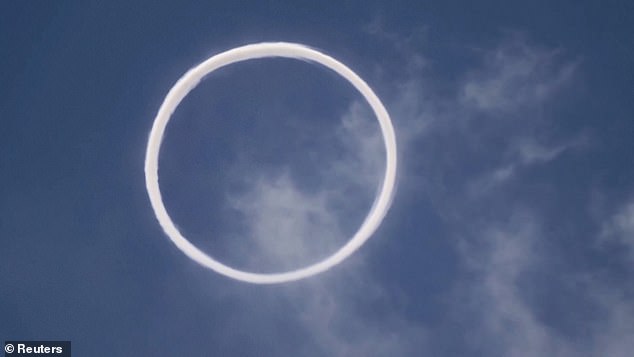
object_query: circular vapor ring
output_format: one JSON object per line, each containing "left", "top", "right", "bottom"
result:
{"left": 145, "top": 42, "right": 397, "bottom": 284}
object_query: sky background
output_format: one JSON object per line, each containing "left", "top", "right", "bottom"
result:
{"left": 1, "top": 1, "right": 633, "bottom": 356}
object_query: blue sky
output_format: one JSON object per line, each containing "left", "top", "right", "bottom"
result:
{"left": 1, "top": 1, "right": 633, "bottom": 356}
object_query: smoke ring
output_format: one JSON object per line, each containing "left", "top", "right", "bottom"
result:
{"left": 145, "top": 42, "right": 397, "bottom": 284}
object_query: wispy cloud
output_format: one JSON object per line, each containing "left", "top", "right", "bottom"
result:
{"left": 589, "top": 285, "right": 634, "bottom": 357}
{"left": 453, "top": 213, "right": 581, "bottom": 357}
{"left": 225, "top": 94, "right": 428, "bottom": 354}
{"left": 468, "top": 135, "right": 586, "bottom": 196}
{"left": 227, "top": 171, "right": 344, "bottom": 271}
{"left": 600, "top": 200, "right": 634, "bottom": 264}
{"left": 460, "top": 35, "right": 577, "bottom": 114}
{"left": 451, "top": 208, "right": 634, "bottom": 357}
{"left": 219, "top": 33, "right": 630, "bottom": 356}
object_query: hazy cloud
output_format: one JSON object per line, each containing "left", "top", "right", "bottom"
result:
{"left": 600, "top": 200, "right": 634, "bottom": 264}
{"left": 461, "top": 36, "right": 577, "bottom": 113}
{"left": 226, "top": 95, "right": 427, "bottom": 355}
{"left": 222, "top": 33, "right": 629, "bottom": 357}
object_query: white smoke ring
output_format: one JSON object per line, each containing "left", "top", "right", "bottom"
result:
{"left": 145, "top": 42, "right": 397, "bottom": 284}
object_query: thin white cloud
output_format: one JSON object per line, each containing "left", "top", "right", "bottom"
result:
{"left": 227, "top": 171, "right": 344, "bottom": 270}
{"left": 216, "top": 34, "right": 630, "bottom": 357}
{"left": 600, "top": 200, "right": 634, "bottom": 264}
{"left": 332, "top": 101, "right": 385, "bottom": 192}
{"left": 590, "top": 289, "right": 634, "bottom": 357}
{"left": 383, "top": 34, "right": 632, "bottom": 357}
{"left": 227, "top": 97, "right": 428, "bottom": 355}
{"left": 468, "top": 136, "right": 583, "bottom": 196}
{"left": 460, "top": 36, "right": 577, "bottom": 113}
{"left": 516, "top": 139, "right": 568, "bottom": 165}
{"left": 455, "top": 36, "right": 585, "bottom": 196}
{"left": 454, "top": 213, "right": 581, "bottom": 357}
{"left": 289, "top": 271, "right": 429, "bottom": 356}
{"left": 452, "top": 209, "right": 634, "bottom": 357}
